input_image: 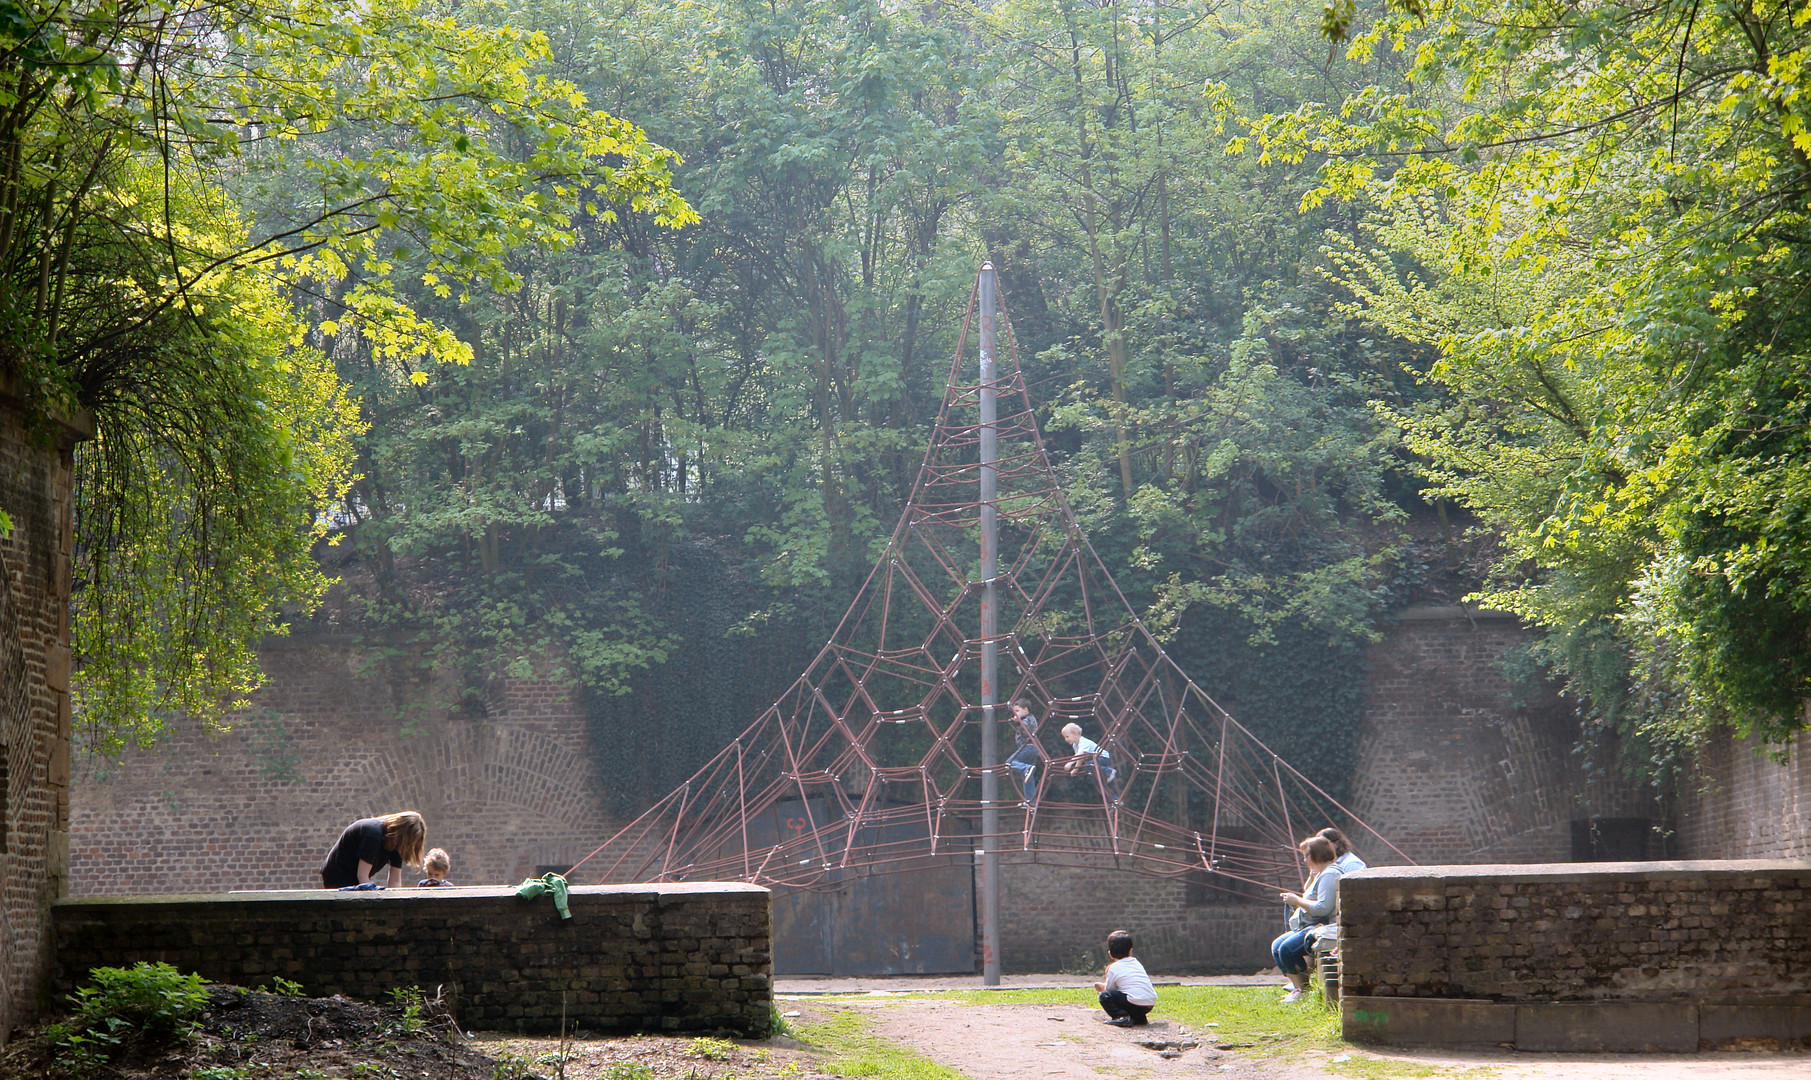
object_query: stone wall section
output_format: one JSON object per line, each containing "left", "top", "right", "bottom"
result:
{"left": 1674, "top": 730, "right": 1810, "bottom": 859}
{"left": 1337, "top": 861, "right": 1811, "bottom": 1051}
{"left": 0, "top": 389, "right": 88, "bottom": 1042}
{"left": 70, "top": 638, "right": 627, "bottom": 893}
{"left": 1354, "top": 608, "right": 1653, "bottom": 865}
{"left": 999, "top": 853, "right": 1274, "bottom": 974}
{"left": 52, "top": 883, "right": 772, "bottom": 1035}
{"left": 1340, "top": 861, "right": 1811, "bottom": 1001}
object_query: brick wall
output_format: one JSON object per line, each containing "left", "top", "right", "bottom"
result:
{"left": 1674, "top": 730, "right": 1810, "bottom": 859}
{"left": 70, "top": 637, "right": 627, "bottom": 893}
{"left": 999, "top": 849, "right": 1275, "bottom": 974}
{"left": 1337, "top": 861, "right": 1811, "bottom": 1050}
{"left": 1354, "top": 607, "right": 1653, "bottom": 865}
{"left": 0, "top": 388, "right": 89, "bottom": 1043}
{"left": 52, "top": 883, "right": 772, "bottom": 1035}
{"left": 1341, "top": 861, "right": 1811, "bottom": 1001}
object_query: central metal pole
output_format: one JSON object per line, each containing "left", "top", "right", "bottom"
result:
{"left": 977, "top": 263, "right": 1001, "bottom": 985}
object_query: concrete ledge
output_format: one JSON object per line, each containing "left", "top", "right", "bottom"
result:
{"left": 1343, "top": 858, "right": 1811, "bottom": 885}
{"left": 1343, "top": 996, "right": 1514, "bottom": 1046}
{"left": 1342, "top": 995, "right": 1811, "bottom": 1051}
{"left": 54, "top": 883, "right": 773, "bottom": 1035}
{"left": 1515, "top": 1001, "right": 1696, "bottom": 1052}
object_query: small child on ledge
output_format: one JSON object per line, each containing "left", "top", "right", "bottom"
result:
{"left": 1094, "top": 929, "right": 1157, "bottom": 1026}
{"left": 417, "top": 847, "right": 455, "bottom": 887}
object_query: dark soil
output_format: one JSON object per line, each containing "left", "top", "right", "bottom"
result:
{"left": 0, "top": 986, "right": 824, "bottom": 1080}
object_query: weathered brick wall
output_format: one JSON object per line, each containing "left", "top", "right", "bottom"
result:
{"left": 0, "top": 389, "right": 88, "bottom": 1043}
{"left": 52, "top": 883, "right": 772, "bottom": 1035}
{"left": 70, "top": 637, "right": 627, "bottom": 893}
{"left": 1354, "top": 607, "right": 1653, "bottom": 865}
{"left": 999, "top": 848, "right": 1275, "bottom": 974}
{"left": 1674, "top": 730, "right": 1810, "bottom": 859}
{"left": 1340, "top": 861, "right": 1811, "bottom": 1001}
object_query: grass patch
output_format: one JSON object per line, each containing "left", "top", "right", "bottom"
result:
{"left": 794, "top": 1009, "right": 972, "bottom": 1080}
{"left": 790, "top": 987, "right": 1493, "bottom": 1080}
{"left": 1327, "top": 1057, "right": 1494, "bottom": 1080}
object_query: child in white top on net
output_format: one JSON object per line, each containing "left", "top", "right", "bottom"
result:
{"left": 1094, "top": 929, "right": 1157, "bottom": 1026}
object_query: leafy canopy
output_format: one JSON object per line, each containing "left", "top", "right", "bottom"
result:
{"left": 1251, "top": 0, "right": 1811, "bottom": 750}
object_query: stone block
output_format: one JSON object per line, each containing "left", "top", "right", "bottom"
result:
{"left": 1342, "top": 996, "right": 1514, "bottom": 1046}
{"left": 1698, "top": 1001, "right": 1811, "bottom": 1048}
{"left": 1515, "top": 1002, "right": 1697, "bottom": 1052}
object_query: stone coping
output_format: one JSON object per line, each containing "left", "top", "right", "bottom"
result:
{"left": 1393, "top": 605, "right": 1520, "bottom": 622}
{"left": 55, "top": 881, "right": 771, "bottom": 906}
{"left": 1344, "top": 858, "right": 1811, "bottom": 883}
{"left": 1342, "top": 994, "right": 1811, "bottom": 1051}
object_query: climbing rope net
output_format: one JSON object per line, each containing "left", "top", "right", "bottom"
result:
{"left": 569, "top": 276, "right": 1410, "bottom": 900}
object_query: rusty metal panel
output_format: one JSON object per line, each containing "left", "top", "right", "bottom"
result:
{"left": 829, "top": 856, "right": 974, "bottom": 975}
{"left": 772, "top": 883, "right": 835, "bottom": 974}
{"left": 766, "top": 803, "right": 976, "bottom": 976}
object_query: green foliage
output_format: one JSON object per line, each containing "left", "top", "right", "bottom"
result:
{"left": 72, "top": 962, "right": 210, "bottom": 1037}
{"left": 293, "top": 0, "right": 1415, "bottom": 790}
{"left": 767, "top": 1007, "right": 794, "bottom": 1040}
{"left": 490, "top": 1050, "right": 548, "bottom": 1080}
{"left": 685, "top": 1037, "right": 737, "bottom": 1062}
{"left": 193, "top": 1068, "right": 253, "bottom": 1080}
{"left": 1246, "top": 0, "right": 1811, "bottom": 752}
{"left": 50, "top": 961, "right": 209, "bottom": 1072}
{"left": 0, "top": 0, "right": 690, "bottom": 753}
{"left": 600, "top": 1062, "right": 654, "bottom": 1080}
{"left": 266, "top": 976, "right": 307, "bottom": 997}
{"left": 384, "top": 986, "right": 426, "bottom": 1035}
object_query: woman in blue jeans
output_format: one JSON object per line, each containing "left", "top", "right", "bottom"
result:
{"left": 1271, "top": 835, "right": 1342, "bottom": 1003}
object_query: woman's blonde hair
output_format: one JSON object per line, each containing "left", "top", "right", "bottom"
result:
{"left": 381, "top": 811, "right": 427, "bottom": 866}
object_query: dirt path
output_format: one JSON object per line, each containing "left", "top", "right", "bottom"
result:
{"left": 858, "top": 1000, "right": 1213, "bottom": 1080}
{"left": 830, "top": 996, "right": 1809, "bottom": 1080}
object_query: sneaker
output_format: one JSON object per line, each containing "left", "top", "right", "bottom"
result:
{"left": 1281, "top": 989, "right": 1306, "bottom": 1004}
{"left": 1130, "top": 1015, "right": 1149, "bottom": 1025}
{"left": 1103, "top": 1017, "right": 1134, "bottom": 1027}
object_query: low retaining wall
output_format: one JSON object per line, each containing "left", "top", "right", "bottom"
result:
{"left": 1338, "top": 861, "right": 1811, "bottom": 1051}
{"left": 52, "top": 883, "right": 772, "bottom": 1036}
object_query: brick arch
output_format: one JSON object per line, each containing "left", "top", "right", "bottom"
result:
{"left": 333, "top": 725, "right": 612, "bottom": 854}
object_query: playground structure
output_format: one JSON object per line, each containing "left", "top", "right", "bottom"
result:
{"left": 572, "top": 265, "right": 1408, "bottom": 977}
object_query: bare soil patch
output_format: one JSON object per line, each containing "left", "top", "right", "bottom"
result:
{"left": 0, "top": 986, "right": 823, "bottom": 1080}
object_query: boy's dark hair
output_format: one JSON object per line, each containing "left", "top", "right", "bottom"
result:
{"left": 1317, "top": 827, "right": 1353, "bottom": 857}
{"left": 1107, "top": 930, "right": 1135, "bottom": 959}
{"left": 1010, "top": 697, "right": 1034, "bottom": 712}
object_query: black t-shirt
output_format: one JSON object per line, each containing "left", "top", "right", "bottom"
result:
{"left": 320, "top": 818, "right": 401, "bottom": 888}
{"left": 1012, "top": 711, "right": 1040, "bottom": 748}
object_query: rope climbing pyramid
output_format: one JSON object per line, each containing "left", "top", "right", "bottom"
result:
{"left": 572, "top": 265, "right": 1408, "bottom": 907}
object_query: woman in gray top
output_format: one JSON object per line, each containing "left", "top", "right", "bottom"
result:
{"left": 1270, "top": 835, "right": 1342, "bottom": 1003}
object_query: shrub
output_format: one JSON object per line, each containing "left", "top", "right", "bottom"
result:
{"left": 72, "top": 961, "right": 209, "bottom": 1037}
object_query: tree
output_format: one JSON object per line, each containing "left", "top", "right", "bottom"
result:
{"left": 1252, "top": 0, "right": 1811, "bottom": 750}
{"left": 0, "top": 0, "right": 690, "bottom": 750}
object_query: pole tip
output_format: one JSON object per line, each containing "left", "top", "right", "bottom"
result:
{"left": 981, "top": 261, "right": 995, "bottom": 271}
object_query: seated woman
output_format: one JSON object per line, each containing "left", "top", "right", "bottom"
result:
{"left": 1270, "top": 835, "right": 1342, "bottom": 1004}
{"left": 1318, "top": 826, "right": 1367, "bottom": 874}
